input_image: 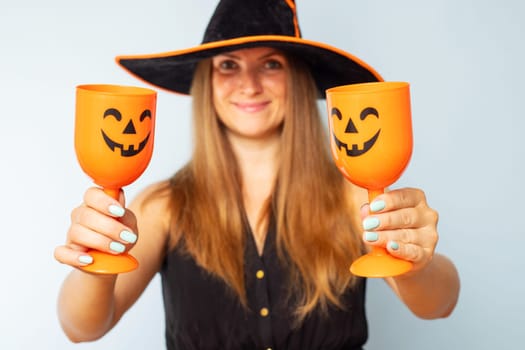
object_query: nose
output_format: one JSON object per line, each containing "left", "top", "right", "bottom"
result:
{"left": 123, "top": 119, "right": 137, "bottom": 134}
{"left": 345, "top": 118, "right": 358, "bottom": 134}
{"left": 238, "top": 68, "right": 262, "bottom": 95}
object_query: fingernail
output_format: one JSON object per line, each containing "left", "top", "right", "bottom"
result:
{"left": 389, "top": 241, "right": 399, "bottom": 250}
{"left": 120, "top": 230, "right": 137, "bottom": 244}
{"left": 109, "top": 241, "right": 126, "bottom": 253}
{"left": 78, "top": 255, "right": 93, "bottom": 264}
{"left": 363, "top": 217, "right": 380, "bottom": 231}
{"left": 370, "top": 200, "right": 386, "bottom": 213}
{"left": 364, "top": 231, "right": 379, "bottom": 242}
{"left": 109, "top": 204, "right": 125, "bottom": 217}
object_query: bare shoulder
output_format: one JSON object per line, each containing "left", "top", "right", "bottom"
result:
{"left": 129, "top": 181, "right": 172, "bottom": 222}
{"left": 130, "top": 180, "right": 171, "bottom": 206}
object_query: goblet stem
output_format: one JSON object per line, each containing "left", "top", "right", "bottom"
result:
{"left": 367, "top": 188, "right": 389, "bottom": 262}
{"left": 104, "top": 187, "right": 121, "bottom": 200}
{"left": 78, "top": 186, "right": 139, "bottom": 274}
{"left": 368, "top": 188, "right": 384, "bottom": 203}
{"left": 349, "top": 187, "right": 413, "bottom": 277}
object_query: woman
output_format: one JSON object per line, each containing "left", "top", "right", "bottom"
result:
{"left": 55, "top": 1, "right": 460, "bottom": 349}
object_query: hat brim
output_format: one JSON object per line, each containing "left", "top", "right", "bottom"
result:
{"left": 116, "top": 35, "right": 383, "bottom": 97}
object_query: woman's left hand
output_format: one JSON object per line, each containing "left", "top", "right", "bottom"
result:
{"left": 360, "top": 187, "right": 439, "bottom": 272}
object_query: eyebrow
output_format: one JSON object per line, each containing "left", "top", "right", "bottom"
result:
{"left": 215, "top": 49, "right": 284, "bottom": 60}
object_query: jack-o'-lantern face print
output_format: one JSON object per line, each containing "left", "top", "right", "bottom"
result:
{"left": 331, "top": 106, "right": 380, "bottom": 157}
{"left": 101, "top": 108, "right": 152, "bottom": 157}
{"left": 75, "top": 84, "right": 156, "bottom": 189}
{"left": 326, "top": 82, "right": 413, "bottom": 190}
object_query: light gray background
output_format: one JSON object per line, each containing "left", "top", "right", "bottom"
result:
{"left": 1, "top": 0, "right": 523, "bottom": 349}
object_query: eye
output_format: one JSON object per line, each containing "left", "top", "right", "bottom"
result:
{"left": 264, "top": 58, "right": 284, "bottom": 70}
{"left": 331, "top": 107, "right": 342, "bottom": 120}
{"left": 103, "top": 108, "right": 122, "bottom": 121}
{"left": 216, "top": 59, "right": 239, "bottom": 72}
{"left": 360, "top": 107, "right": 379, "bottom": 120}
{"left": 140, "top": 109, "right": 152, "bottom": 121}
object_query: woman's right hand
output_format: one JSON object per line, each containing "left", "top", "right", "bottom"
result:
{"left": 54, "top": 187, "right": 139, "bottom": 269}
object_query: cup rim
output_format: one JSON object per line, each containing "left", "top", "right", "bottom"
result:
{"left": 326, "top": 81, "right": 409, "bottom": 95}
{"left": 76, "top": 84, "right": 157, "bottom": 96}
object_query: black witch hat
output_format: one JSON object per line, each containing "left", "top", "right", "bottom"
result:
{"left": 116, "top": 0, "right": 382, "bottom": 97}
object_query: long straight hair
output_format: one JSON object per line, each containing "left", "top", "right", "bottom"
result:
{"left": 159, "top": 53, "right": 364, "bottom": 320}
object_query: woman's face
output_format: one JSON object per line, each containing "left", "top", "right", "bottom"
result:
{"left": 211, "top": 47, "right": 288, "bottom": 140}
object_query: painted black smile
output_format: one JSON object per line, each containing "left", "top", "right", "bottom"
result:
{"left": 101, "top": 130, "right": 151, "bottom": 157}
{"left": 333, "top": 130, "right": 380, "bottom": 157}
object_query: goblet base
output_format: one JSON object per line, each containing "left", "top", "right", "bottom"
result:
{"left": 79, "top": 249, "right": 139, "bottom": 274}
{"left": 350, "top": 250, "right": 412, "bottom": 278}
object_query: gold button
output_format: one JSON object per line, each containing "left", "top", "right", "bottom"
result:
{"left": 256, "top": 270, "right": 265, "bottom": 279}
{"left": 260, "top": 307, "right": 269, "bottom": 317}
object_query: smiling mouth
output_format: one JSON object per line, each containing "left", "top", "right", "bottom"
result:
{"left": 235, "top": 101, "right": 270, "bottom": 113}
{"left": 333, "top": 130, "right": 381, "bottom": 157}
{"left": 101, "top": 130, "right": 151, "bottom": 157}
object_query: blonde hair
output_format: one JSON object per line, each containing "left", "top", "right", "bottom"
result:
{"left": 159, "top": 54, "right": 363, "bottom": 321}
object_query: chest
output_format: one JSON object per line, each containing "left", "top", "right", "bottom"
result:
{"left": 160, "top": 228, "right": 368, "bottom": 350}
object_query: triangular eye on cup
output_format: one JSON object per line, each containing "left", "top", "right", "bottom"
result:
{"left": 326, "top": 81, "right": 413, "bottom": 278}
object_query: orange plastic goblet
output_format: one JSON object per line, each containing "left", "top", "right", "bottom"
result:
{"left": 75, "top": 84, "right": 157, "bottom": 274}
{"left": 326, "top": 82, "right": 413, "bottom": 277}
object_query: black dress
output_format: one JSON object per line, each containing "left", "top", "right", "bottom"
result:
{"left": 160, "top": 220, "right": 368, "bottom": 350}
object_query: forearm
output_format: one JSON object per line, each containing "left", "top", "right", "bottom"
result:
{"left": 388, "top": 253, "right": 460, "bottom": 319}
{"left": 57, "top": 270, "right": 118, "bottom": 342}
